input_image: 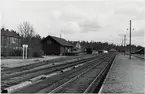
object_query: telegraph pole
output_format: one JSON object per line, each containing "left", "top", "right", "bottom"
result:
{"left": 129, "top": 20, "right": 131, "bottom": 60}
{"left": 121, "top": 39, "right": 124, "bottom": 55}
{"left": 124, "top": 34, "right": 126, "bottom": 55}
{"left": 60, "top": 34, "right": 62, "bottom": 38}
{"left": 121, "top": 39, "right": 123, "bottom": 46}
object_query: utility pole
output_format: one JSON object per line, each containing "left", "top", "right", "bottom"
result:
{"left": 60, "top": 34, "right": 62, "bottom": 38}
{"left": 129, "top": 20, "right": 132, "bottom": 60}
{"left": 124, "top": 34, "right": 126, "bottom": 55}
{"left": 121, "top": 39, "right": 124, "bottom": 55}
{"left": 121, "top": 39, "right": 123, "bottom": 46}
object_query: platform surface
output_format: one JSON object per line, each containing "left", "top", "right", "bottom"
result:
{"left": 100, "top": 54, "right": 145, "bottom": 93}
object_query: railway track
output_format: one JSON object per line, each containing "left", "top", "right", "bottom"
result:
{"left": 48, "top": 54, "right": 115, "bottom": 93}
{"left": 2, "top": 54, "right": 94, "bottom": 76}
{"left": 1, "top": 54, "right": 106, "bottom": 92}
{"left": 132, "top": 54, "right": 145, "bottom": 59}
{"left": 8, "top": 53, "right": 116, "bottom": 93}
{"left": 2, "top": 55, "right": 97, "bottom": 80}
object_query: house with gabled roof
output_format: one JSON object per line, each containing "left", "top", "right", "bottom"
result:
{"left": 41, "top": 35, "right": 74, "bottom": 55}
{"left": 1, "top": 28, "right": 21, "bottom": 56}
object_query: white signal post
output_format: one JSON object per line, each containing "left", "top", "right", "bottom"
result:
{"left": 25, "top": 45, "right": 28, "bottom": 59}
{"left": 22, "top": 44, "right": 28, "bottom": 59}
{"left": 23, "top": 46, "right": 24, "bottom": 59}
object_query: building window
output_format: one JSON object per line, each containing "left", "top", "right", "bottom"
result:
{"left": 18, "top": 39, "right": 21, "bottom": 47}
{"left": 47, "top": 40, "right": 51, "bottom": 44}
{"left": 9, "top": 37, "right": 18, "bottom": 47}
{"left": 10, "top": 37, "right": 15, "bottom": 44}
{"left": 7, "top": 37, "right": 10, "bottom": 46}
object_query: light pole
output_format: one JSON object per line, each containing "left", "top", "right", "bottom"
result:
{"left": 129, "top": 20, "right": 132, "bottom": 60}
{"left": 124, "top": 34, "right": 126, "bottom": 55}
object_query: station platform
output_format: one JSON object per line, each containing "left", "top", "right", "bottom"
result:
{"left": 99, "top": 54, "right": 145, "bottom": 93}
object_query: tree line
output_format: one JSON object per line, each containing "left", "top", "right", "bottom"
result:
{"left": 69, "top": 41, "right": 144, "bottom": 52}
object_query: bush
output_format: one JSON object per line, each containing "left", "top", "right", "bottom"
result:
{"left": 14, "top": 49, "right": 23, "bottom": 56}
{"left": 1, "top": 47, "right": 23, "bottom": 56}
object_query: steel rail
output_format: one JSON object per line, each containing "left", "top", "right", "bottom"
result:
{"left": 2, "top": 54, "right": 106, "bottom": 93}
{"left": 83, "top": 55, "right": 115, "bottom": 93}
{"left": 48, "top": 55, "right": 113, "bottom": 93}
{"left": 98, "top": 54, "right": 116, "bottom": 93}
{"left": 2, "top": 55, "right": 99, "bottom": 80}
{"left": 34, "top": 54, "right": 108, "bottom": 93}
{"left": 132, "top": 54, "right": 145, "bottom": 59}
{"left": 2, "top": 54, "right": 93, "bottom": 72}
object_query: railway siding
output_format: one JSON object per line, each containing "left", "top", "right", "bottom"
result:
{"left": 13, "top": 55, "right": 107, "bottom": 93}
{"left": 2, "top": 55, "right": 96, "bottom": 79}
{"left": 2, "top": 54, "right": 103, "bottom": 93}
{"left": 2, "top": 54, "right": 94, "bottom": 75}
{"left": 34, "top": 54, "right": 115, "bottom": 93}
{"left": 51, "top": 55, "right": 115, "bottom": 93}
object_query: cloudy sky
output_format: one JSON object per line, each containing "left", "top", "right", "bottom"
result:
{"left": 0, "top": 0, "right": 145, "bottom": 46}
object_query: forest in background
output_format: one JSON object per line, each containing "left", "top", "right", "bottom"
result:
{"left": 69, "top": 40, "right": 144, "bottom": 52}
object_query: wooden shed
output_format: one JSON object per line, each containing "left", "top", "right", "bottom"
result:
{"left": 41, "top": 35, "right": 73, "bottom": 55}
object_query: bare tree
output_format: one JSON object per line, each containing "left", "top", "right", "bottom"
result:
{"left": 18, "top": 21, "right": 35, "bottom": 38}
{"left": 18, "top": 21, "right": 35, "bottom": 57}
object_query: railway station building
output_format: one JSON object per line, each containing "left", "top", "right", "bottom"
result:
{"left": 41, "top": 35, "right": 74, "bottom": 55}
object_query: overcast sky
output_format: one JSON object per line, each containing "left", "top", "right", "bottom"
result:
{"left": 0, "top": 0, "right": 145, "bottom": 46}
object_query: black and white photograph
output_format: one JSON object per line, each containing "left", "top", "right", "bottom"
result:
{"left": 0, "top": 0, "right": 145, "bottom": 93}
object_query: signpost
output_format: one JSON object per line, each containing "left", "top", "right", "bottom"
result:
{"left": 22, "top": 44, "right": 28, "bottom": 59}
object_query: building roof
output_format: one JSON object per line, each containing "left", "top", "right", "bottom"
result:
{"left": 1, "top": 29, "right": 20, "bottom": 38}
{"left": 44, "top": 35, "right": 73, "bottom": 47}
{"left": 109, "top": 49, "right": 117, "bottom": 52}
{"left": 75, "top": 42, "right": 81, "bottom": 49}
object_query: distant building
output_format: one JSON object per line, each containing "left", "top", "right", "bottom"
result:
{"left": 1, "top": 28, "right": 21, "bottom": 56}
{"left": 98, "top": 50, "right": 108, "bottom": 53}
{"left": 75, "top": 42, "right": 81, "bottom": 49}
{"left": 41, "top": 35, "right": 73, "bottom": 55}
{"left": 109, "top": 49, "right": 117, "bottom": 52}
{"left": 73, "top": 42, "right": 81, "bottom": 52}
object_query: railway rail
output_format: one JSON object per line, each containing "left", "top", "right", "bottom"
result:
{"left": 2, "top": 55, "right": 97, "bottom": 80}
{"left": 132, "top": 54, "right": 145, "bottom": 59}
{"left": 1, "top": 54, "right": 106, "bottom": 93}
{"left": 2, "top": 54, "right": 95, "bottom": 76}
{"left": 48, "top": 54, "right": 115, "bottom": 93}
{"left": 5, "top": 53, "right": 116, "bottom": 93}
